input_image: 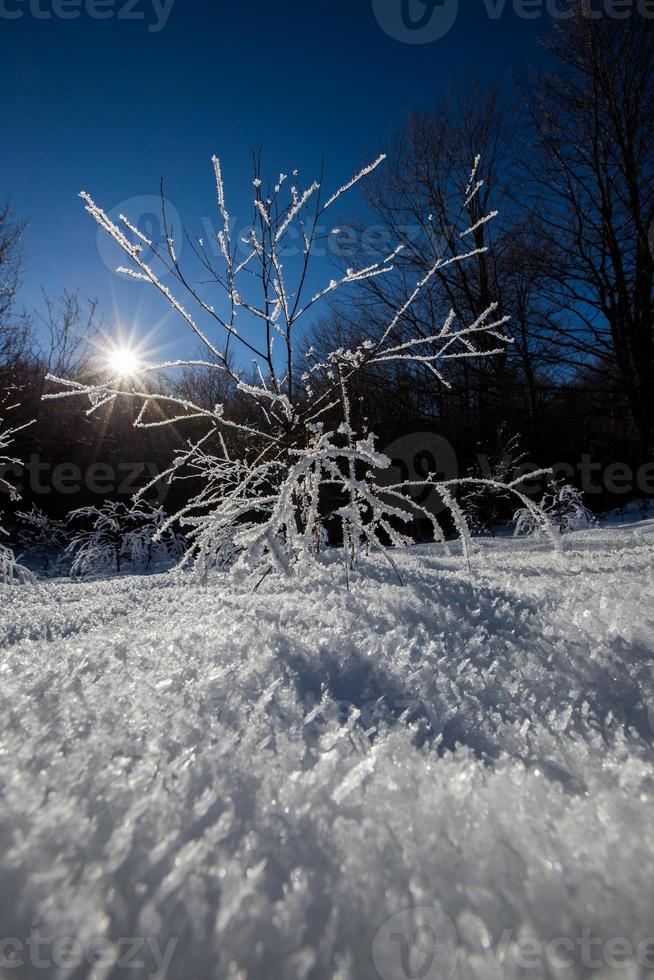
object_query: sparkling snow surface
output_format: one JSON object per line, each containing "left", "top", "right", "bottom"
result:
{"left": 1, "top": 524, "right": 654, "bottom": 980}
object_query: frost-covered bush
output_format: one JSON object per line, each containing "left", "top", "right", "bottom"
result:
{"left": 46, "top": 153, "right": 552, "bottom": 579}
{"left": 16, "top": 506, "right": 70, "bottom": 575}
{"left": 121, "top": 503, "right": 186, "bottom": 569}
{"left": 67, "top": 502, "right": 131, "bottom": 577}
{"left": 0, "top": 541, "right": 34, "bottom": 585}
{"left": 514, "top": 482, "right": 592, "bottom": 537}
{"left": 67, "top": 501, "right": 185, "bottom": 578}
{"left": 462, "top": 432, "right": 528, "bottom": 536}
{"left": 0, "top": 400, "right": 33, "bottom": 584}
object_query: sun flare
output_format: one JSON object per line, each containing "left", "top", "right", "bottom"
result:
{"left": 108, "top": 347, "right": 140, "bottom": 378}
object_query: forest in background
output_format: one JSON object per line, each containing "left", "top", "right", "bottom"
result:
{"left": 1, "top": 12, "right": 653, "bottom": 542}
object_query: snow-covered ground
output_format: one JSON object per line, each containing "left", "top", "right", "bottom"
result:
{"left": 1, "top": 522, "right": 654, "bottom": 980}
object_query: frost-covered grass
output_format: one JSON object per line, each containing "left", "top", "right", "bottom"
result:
{"left": 1, "top": 524, "right": 654, "bottom": 980}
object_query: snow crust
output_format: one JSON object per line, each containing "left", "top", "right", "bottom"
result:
{"left": 1, "top": 524, "right": 653, "bottom": 979}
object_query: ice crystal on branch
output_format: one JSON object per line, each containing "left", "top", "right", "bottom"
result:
{"left": 45, "top": 153, "right": 548, "bottom": 578}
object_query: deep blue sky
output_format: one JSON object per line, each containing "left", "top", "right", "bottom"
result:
{"left": 2, "top": 0, "right": 555, "bottom": 362}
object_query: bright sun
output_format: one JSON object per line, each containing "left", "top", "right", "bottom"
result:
{"left": 108, "top": 347, "right": 140, "bottom": 377}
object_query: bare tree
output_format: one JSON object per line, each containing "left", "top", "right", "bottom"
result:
{"left": 36, "top": 288, "right": 103, "bottom": 378}
{"left": 337, "top": 84, "right": 556, "bottom": 442}
{"left": 527, "top": 7, "right": 654, "bottom": 459}
{"left": 0, "top": 200, "right": 32, "bottom": 371}
{"left": 0, "top": 200, "right": 24, "bottom": 323}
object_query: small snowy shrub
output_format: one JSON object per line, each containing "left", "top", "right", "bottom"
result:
{"left": 67, "top": 501, "right": 185, "bottom": 577}
{"left": 514, "top": 482, "right": 592, "bottom": 537}
{"left": 0, "top": 400, "right": 34, "bottom": 584}
{"left": 0, "top": 541, "right": 34, "bottom": 585}
{"left": 121, "top": 503, "right": 186, "bottom": 569}
{"left": 462, "top": 432, "right": 527, "bottom": 536}
{"left": 17, "top": 506, "right": 70, "bottom": 575}
{"left": 46, "top": 153, "right": 552, "bottom": 579}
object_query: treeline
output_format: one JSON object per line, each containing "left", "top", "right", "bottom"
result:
{"left": 310, "top": 12, "right": 654, "bottom": 510}
{"left": 1, "top": 8, "right": 653, "bottom": 532}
